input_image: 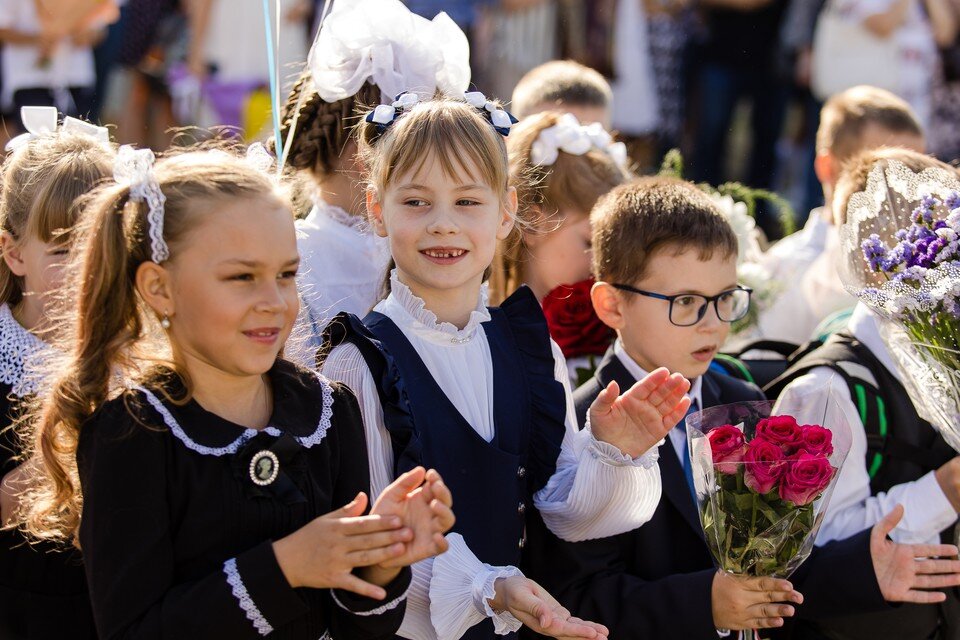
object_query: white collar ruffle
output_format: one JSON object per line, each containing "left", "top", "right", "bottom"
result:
{"left": 0, "top": 303, "right": 52, "bottom": 397}
{"left": 381, "top": 269, "right": 491, "bottom": 345}
{"left": 309, "top": 196, "right": 370, "bottom": 233}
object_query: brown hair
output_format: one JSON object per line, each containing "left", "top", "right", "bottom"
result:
{"left": 22, "top": 150, "right": 286, "bottom": 543}
{"left": 489, "top": 111, "right": 631, "bottom": 303}
{"left": 511, "top": 60, "right": 612, "bottom": 120}
{"left": 591, "top": 176, "right": 738, "bottom": 286}
{"left": 0, "top": 133, "right": 115, "bottom": 306}
{"left": 816, "top": 86, "right": 923, "bottom": 162}
{"left": 833, "top": 147, "right": 959, "bottom": 225}
{"left": 358, "top": 97, "right": 510, "bottom": 196}
{"left": 277, "top": 70, "right": 381, "bottom": 180}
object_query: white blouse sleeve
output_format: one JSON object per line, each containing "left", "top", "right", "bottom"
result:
{"left": 322, "top": 344, "right": 523, "bottom": 640}
{"left": 533, "top": 341, "right": 663, "bottom": 542}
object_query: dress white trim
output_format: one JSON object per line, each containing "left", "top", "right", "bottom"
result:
{"left": 330, "top": 582, "right": 411, "bottom": 616}
{"left": 133, "top": 371, "right": 335, "bottom": 457}
{"left": 223, "top": 557, "right": 274, "bottom": 636}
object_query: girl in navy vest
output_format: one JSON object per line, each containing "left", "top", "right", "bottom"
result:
{"left": 0, "top": 111, "right": 113, "bottom": 640}
{"left": 17, "top": 147, "right": 455, "bottom": 639}
{"left": 322, "top": 93, "right": 693, "bottom": 639}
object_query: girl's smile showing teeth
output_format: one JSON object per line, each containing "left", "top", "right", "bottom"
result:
{"left": 242, "top": 327, "right": 281, "bottom": 344}
{"left": 420, "top": 247, "right": 468, "bottom": 264}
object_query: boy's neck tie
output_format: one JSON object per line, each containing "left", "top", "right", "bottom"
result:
{"left": 675, "top": 400, "right": 699, "bottom": 505}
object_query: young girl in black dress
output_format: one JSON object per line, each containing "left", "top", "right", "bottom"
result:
{"left": 0, "top": 114, "right": 113, "bottom": 640}
{"left": 20, "top": 146, "right": 454, "bottom": 639}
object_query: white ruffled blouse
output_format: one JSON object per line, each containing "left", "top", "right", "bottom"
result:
{"left": 295, "top": 200, "right": 392, "bottom": 334}
{"left": 322, "top": 271, "right": 663, "bottom": 640}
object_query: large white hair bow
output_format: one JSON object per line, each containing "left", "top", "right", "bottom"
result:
{"left": 530, "top": 113, "right": 628, "bottom": 171}
{"left": 308, "top": 0, "right": 470, "bottom": 104}
{"left": 114, "top": 145, "right": 168, "bottom": 264}
{"left": 5, "top": 106, "right": 109, "bottom": 152}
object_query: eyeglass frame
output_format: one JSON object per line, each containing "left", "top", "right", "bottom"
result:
{"left": 609, "top": 283, "right": 754, "bottom": 327}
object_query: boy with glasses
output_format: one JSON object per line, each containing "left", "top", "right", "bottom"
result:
{"left": 522, "top": 176, "right": 960, "bottom": 639}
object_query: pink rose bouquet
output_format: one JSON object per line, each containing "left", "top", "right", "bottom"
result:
{"left": 687, "top": 401, "right": 851, "bottom": 581}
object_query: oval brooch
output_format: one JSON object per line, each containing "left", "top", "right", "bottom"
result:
{"left": 249, "top": 450, "right": 280, "bottom": 486}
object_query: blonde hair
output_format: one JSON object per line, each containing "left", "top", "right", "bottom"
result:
{"left": 816, "top": 86, "right": 923, "bottom": 162}
{"left": 0, "top": 133, "right": 115, "bottom": 306}
{"left": 511, "top": 60, "right": 612, "bottom": 120}
{"left": 21, "top": 150, "right": 287, "bottom": 543}
{"left": 489, "top": 111, "right": 631, "bottom": 303}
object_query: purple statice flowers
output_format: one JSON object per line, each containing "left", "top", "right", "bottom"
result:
{"left": 861, "top": 194, "right": 960, "bottom": 275}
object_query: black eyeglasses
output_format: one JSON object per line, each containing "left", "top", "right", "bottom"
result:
{"left": 611, "top": 284, "right": 753, "bottom": 327}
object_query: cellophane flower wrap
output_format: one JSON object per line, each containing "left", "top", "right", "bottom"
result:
{"left": 838, "top": 159, "right": 960, "bottom": 452}
{"left": 686, "top": 398, "right": 852, "bottom": 579}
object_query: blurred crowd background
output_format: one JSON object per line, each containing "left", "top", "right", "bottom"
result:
{"left": 2, "top": 0, "right": 960, "bottom": 240}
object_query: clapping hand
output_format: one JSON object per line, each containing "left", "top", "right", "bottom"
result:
{"left": 871, "top": 505, "right": 960, "bottom": 603}
{"left": 588, "top": 368, "right": 691, "bottom": 458}
{"left": 371, "top": 467, "right": 455, "bottom": 569}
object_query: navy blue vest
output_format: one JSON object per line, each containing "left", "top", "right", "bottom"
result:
{"left": 324, "top": 286, "right": 566, "bottom": 640}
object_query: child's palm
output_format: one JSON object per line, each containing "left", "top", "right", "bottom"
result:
{"left": 372, "top": 468, "right": 455, "bottom": 568}
{"left": 588, "top": 369, "right": 691, "bottom": 458}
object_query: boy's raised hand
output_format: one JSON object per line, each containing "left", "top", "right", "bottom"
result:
{"left": 871, "top": 505, "right": 960, "bottom": 603}
{"left": 490, "top": 575, "right": 609, "bottom": 639}
{"left": 588, "top": 368, "right": 692, "bottom": 458}
{"left": 370, "top": 467, "right": 455, "bottom": 569}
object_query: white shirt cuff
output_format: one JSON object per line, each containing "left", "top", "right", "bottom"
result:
{"left": 429, "top": 533, "right": 524, "bottom": 639}
{"left": 535, "top": 427, "right": 663, "bottom": 542}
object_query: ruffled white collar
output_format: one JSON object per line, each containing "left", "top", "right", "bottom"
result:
{"left": 0, "top": 303, "right": 53, "bottom": 397}
{"left": 310, "top": 196, "right": 370, "bottom": 233}
{"left": 379, "top": 269, "right": 491, "bottom": 345}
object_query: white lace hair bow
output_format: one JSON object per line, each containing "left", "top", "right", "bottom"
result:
{"left": 308, "top": 0, "right": 470, "bottom": 104}
{"left": 5, "top": 106, "right": 109, "bottom": 152}
{"left": 114, "top": 145, "right": 169, "bottom": 264}
{"left": 530, "top": 113, "right": 628, "bottom": 171}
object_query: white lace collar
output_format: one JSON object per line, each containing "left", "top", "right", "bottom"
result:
{"left": 0, "top": 304, "right": 53, "bottom": 397}
{"left": 310, "top": 196, "right": 371, "bottom": 233}
{"left": 134, "top": 369, "right": 335, "bottom": 457}
{"left": 379, "top": 269, "right": 491, "bottom": 345}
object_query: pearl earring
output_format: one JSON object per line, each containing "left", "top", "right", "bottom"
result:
{"left": 160, "top": 315, "right": 171, "bottom": 330}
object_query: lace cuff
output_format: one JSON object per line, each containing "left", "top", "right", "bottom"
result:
{"left": 430, "top": 534, "right": 524, "bottom": 639}
{"left": 223, "top": 557, "right": 273, "bottom": 636}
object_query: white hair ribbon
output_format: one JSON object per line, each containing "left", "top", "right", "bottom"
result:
{"left": 529, "top": 113, "right": 628, "bottom": 171}
{"left": 114, "top": 145, "right": 168, "bottom": 264}
{"left": 5, "top": 106, "right": 109, "bottom": 152}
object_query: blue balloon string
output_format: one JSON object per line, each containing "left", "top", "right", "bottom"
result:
{"left": 262, "top": 0, "right": 283, "bottom": 163}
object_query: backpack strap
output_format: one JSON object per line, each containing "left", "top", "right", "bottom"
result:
{"left": 765, "top": 337, "right": 890, "bottom": 482}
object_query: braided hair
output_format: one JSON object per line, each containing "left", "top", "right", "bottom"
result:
{"left": 278, "top": 70, "right": 381, "bottom": 180}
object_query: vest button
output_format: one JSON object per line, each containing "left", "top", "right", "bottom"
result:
{"left": 517, "top": 466, "right": 526, "bottom": 479}
{"left": 518, "top": 502, "right": 526, "bottom": 515}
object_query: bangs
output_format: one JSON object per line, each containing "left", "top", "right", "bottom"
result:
{"left": 26, "top": 171, "right": 102, "bottom": 243}
{"left": 377, "top": 101, "right": 508, "bottom": 192}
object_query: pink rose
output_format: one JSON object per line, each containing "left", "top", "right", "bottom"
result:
{"left": 779, "top": 453, "right": 836, "bottom": 506}
{"left": 708, "top": 425, "right": 747, "bottom": 474}
{"left": 797, "top": 425, "right": 834, "bottom": 458}
{"left": 743, "top": 438, "right": 786, "bottom": 494}
{"left": 755, "top": 416, "right": 803, "bottom": 454}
